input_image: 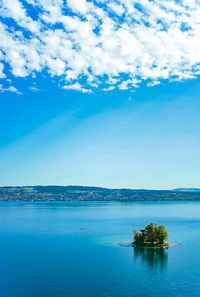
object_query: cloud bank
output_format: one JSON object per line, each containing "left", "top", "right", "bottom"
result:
{"left": 1, "top": 0, "right": 200, "bottom": 93}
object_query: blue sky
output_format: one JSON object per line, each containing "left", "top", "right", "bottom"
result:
{"left": 1, "top": 78, "right": 200, "bottom": 189}
{"left": 0, "top": 0, "right": 200, "bottom": 188}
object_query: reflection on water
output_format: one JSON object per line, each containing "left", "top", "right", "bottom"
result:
{"left": 133, "top": 247, "right": 168, "bottom": 269}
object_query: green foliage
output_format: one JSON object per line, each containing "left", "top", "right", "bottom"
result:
{"left": 132, "top": 223, "right": 168, "bottom": 247}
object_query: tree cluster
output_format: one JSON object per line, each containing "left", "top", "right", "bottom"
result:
{"left": 132, "top": 223, "right": 169, "bottom": 248}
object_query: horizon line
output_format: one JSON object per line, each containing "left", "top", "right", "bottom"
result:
{"left": 0, "top": 185, "right": 199, "bottom": 191}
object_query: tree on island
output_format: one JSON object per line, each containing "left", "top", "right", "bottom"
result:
{"left": 132, "top": 223, "right": 169, "bottom": 248}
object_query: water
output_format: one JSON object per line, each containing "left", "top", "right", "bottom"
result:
{"left": 0, "top": 201, "right": 200, "bottom": 297}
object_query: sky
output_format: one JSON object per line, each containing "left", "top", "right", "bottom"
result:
{"left": 0, "top": 0, "right": 200, "bottom": 189}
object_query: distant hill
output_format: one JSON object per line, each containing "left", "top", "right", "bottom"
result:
{"left": 0, "top": 185, "right": 200, "bottom": 201}
{"left": 173, "top": 188, "right": 200, "bottom": 192}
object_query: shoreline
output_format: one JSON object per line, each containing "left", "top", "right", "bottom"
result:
{"left": 119, "top": 241, "right": 181, "bottom": 249}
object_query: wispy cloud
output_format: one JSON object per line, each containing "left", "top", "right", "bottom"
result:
{"left": 1, "top": 0, "right": 200, "bottom": 93}
{"left": 29, "top": 86, "right": 41, "bottom": 92}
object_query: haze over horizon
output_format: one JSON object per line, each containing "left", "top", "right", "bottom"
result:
{"left": 1, "top": 184, "right": 200, "bottom": 192}
{"left": 0, "top": 0, "right": 200, "bottom": 189}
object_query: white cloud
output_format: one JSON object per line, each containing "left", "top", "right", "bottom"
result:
{"left": 65, "top": 70, "right": 78, "bottom": 81}
{"left": 0, "top": 62, "right": 5, "bottom": 78}
{"left": 0, "top": 0, "right": 40, "bottom": 33}
{"left": 102, "top": 86, "right": 115, "bottom": 91}
{"left": 62, "top": 82, "right": 92, "bottom": 93}
{"left": 147, "top": 81, "right": 160, "bottom": 87}
{"left": 67, "top": 0, "right": 90, "bottom": 15}
{"left": 0, "top": 84, "right": 21, "bottom": 94}
{"left": 7, "top": 86, "right": 22, "bottom": 94}
{"left": 0, "top": 0, "right": 200, "bottom": 92}
{"left": 118, "top": 80, "right": 129, "bottom": 90}
{"left": 118, "top": 78, "right": 141, "bottom": 90}
{"left": 107, "top": 2, "right": 125, "bottom": 16}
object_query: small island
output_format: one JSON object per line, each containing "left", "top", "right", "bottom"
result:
{"left": 132, "top": 223, "right": 169, "bottom": 248}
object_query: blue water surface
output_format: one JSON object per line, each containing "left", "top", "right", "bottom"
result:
{"left": 0, "top": 201, "right": 199, "bottom": 297}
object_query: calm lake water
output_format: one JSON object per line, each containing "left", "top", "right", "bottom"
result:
{"left": 0, "top": 201, "right": 200, "bottom": 297}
